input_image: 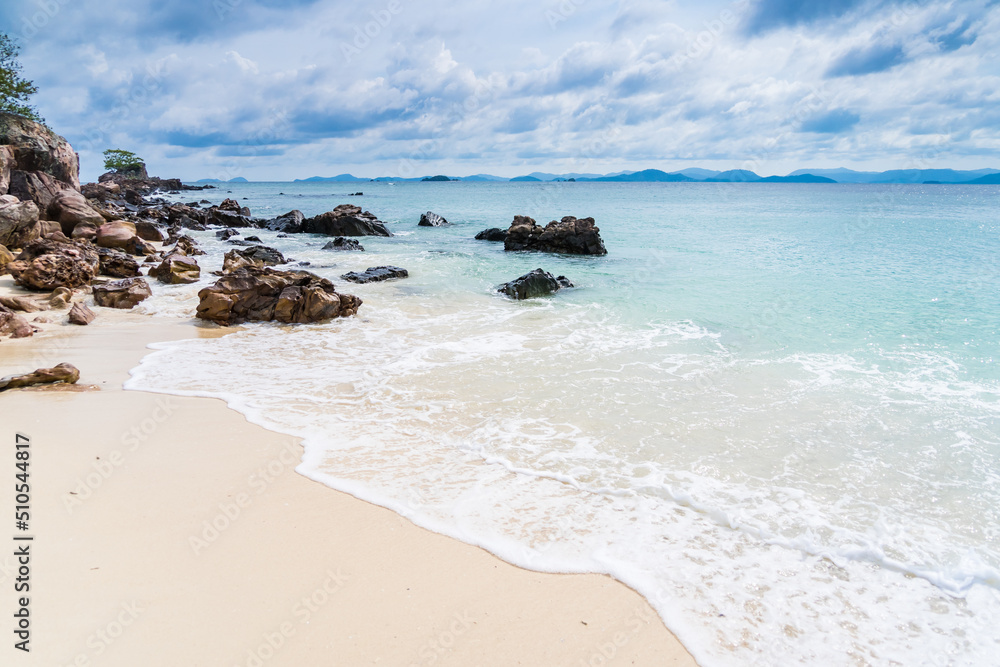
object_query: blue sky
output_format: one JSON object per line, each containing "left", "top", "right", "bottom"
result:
{"left": 2, "top": 0, "right": 997, "bottom": 181}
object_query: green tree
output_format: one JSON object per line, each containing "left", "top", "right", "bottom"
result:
{"left": 103, "top": 149, "right": 144, "bottom": 172}
{"left": 0, "top": 33, "right": 42, "bottom": 122}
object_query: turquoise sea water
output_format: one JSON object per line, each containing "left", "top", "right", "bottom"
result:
{"left": 126, "top": 181, "right": 1000, "bottom": 665}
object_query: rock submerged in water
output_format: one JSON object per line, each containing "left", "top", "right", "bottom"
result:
{"left": 150, "top": 253, "right": 201, "bottom": 284}
{"left": 504, "top": 215, "right": 607, "bottom": 256}
{"left": 322, "top": 237, "right": 364, "bottom": 252}
{"left": 340, "top": 266, "right": 408, "bottom": 284}
{"left": 301, "top": 205, "right": 392, "bottom": 237}
{"left": 475, "top": 228, "right": 507, "bottom": 242}
{"left": 7, "top": 238, "right": 99, "bottom": 290}
{"left": 0, "top": 362, "right": 80, "bottom": 391}
{"left": 93, "top": 277, "right": 152, "bottom": 309}
{"left": 418, "top": 211, "right": 448, "bottom": 227}
{"left": 223, "top": 246, "right": 286, "bottom": 273}
{"left": 196, "top": 267, "right": 362, "bottom": 325}
{"left": 498, "top": 268, "right": 574, "bottom": 300}
{"left": 263, "top": 210, "right": 304, "bottom": 233}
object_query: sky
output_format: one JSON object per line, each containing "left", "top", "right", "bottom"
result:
{"left": 1, "top": 0, "right": 998, "bottom": 181}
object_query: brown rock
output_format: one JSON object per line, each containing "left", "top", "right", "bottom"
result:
{"left": 150, "top": 253, "right": 200, "bottom": 284}
{"left": 70, "top": 220, "right": 100, "bottom": 241}
{"left": 135, "top": 220, "right": 167, "bottom": 242}
{"left": 7, "top": 170, "right": 73, "bottom": 213}
{"left": 38, "top": 220, "right": 61, "bottom": 237}
{"left": 0, "top": 304, "right": 35, "bottom": 338}
{"left": 48, "top": 287, "right": 74, "bottom": 308}
{"left": 47, "top": 190, "right": 105, "bottom": 235}
{"left": 170, "top": 235, "right": 205, "bottom": 257}
{"left": 0, "top": 243, "right": 13, "bottom": 274}
{"left": 68, "top": 303, "right": 96, "bottom": 325}
{"left": 503, "top": 215, "right": 608, "bottom": 256}
{"left": 0, "top": 197, "right": 40, "bottom": 248}
{"left": 0, "top": 295, "right": 48, "bottom": 312}
{"left": 0, "top": 363, "right": 80, "bottom": 391}
{"left": 97, "top": 247, "right": 141, "bottom": 278}
{"left": 0, "top": 113, "right": 80, "bottom": 188}
{"left": 196, "top": 267, "right": 361, "bottom": 326}
{"left": 94, "top": 220, "right": 137, "bottom": 249}
{"left": 7, "top": 238, "right": 99, "bottom": 290}
{"left": 300, "top": 205, "right": 392, "bottom": 237}
{"left": 222, "top": 246, "right": 285, "bottom": 273}
{"left": 0, "top": 145, "right": 13, "bottom": 195}
{"left": 93, "top": 277, "right": 152, "bottom": 309}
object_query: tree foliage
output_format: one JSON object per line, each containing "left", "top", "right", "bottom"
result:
{"left": 0, "top": 33, "right": 42, "bottom": 122}
{"left": 103, "top": 149, "right": 144, "bottom": 172}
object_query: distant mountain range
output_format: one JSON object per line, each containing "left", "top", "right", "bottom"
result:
{"left": 213, "top": 167, "right": 1000, "bottom": 185}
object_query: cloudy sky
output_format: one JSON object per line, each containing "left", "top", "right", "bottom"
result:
{"left": 2, "top": 0, "right": 997, "bottom": 181}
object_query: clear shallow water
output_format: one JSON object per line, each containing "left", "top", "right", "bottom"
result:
{"left": 127, "top": 182, "right": 1000, "bottom": 665}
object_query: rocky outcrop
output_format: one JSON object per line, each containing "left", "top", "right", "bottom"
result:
{"left": 218, "top": 198, "right": 250, "bottom": 216}
{"left": 0, "top": 244, "right": 13, "bottom": 274}
{"left": 0, "top": 196, "right": 40, "bottom": 248}
{"left": 504, "top": 216, "right": 607, "bottom": 256}
{"left": 340, "top": 266, "right": 408, "bottom": 284}
{"left": 47, "top": 190, "right": 105, "bottom": 235}
{"left": 263, "top": 210, "right": 304, "bottom": 233}
{"left": 196, "top": 267, "right": 362, "bottom": 325}
{"left": 150, "top": 253, "right": 200, "bottom": 284}
{"left": 475, "top": 228, "right": 507, "bottom": 242}
{"left": 7, "top": 238, "right": 99, "bottom": 290}
{"left": 0, "top": 294, "right": 48, "bottom": 312}
{"left": 0, "top": 304, "right": 35, "bottom": 338}
{"left": 97, "top": 247, "right": 141, "bottom": 278}
{"left": 222, "top": 246, "right": 286, "bottom": 273}
{"left": 497, "top": 268, "right": 574, "bottom": 300}
{"left": 68, "top": 303, "right": 95, "bottom": 325}
{"left": 204, "top": 207, "right": 254, "bottom": 228}
{"left": 301, "top": 205, "right": 391, "bottom": 237}
{"left": 0, "top": 113, "right": 79, "bottom": 190}
{"left": 7, "top": 170, "right": 72, "bottom": 212}
{"left": 94, "top": 221, "right": 154, "bottom": 255}
{"left": 216, "top": 228, "right": 240, "bottom": 240}
{"left": 322, "top": 237, "right": 364, "bottom": 251}
{"left": 92, "top": 277, "right": 152, "bottom": 309}
{"left": 169, "top": 235, "right": 205, "bottom": 257}
{"left": 418, "top": 211, "right": 448, "bottom": 227}
{"left": 0, "top": 145, "right": 13, "bottom": 194}
{"left": 134, "top": 220, "right": 167, "bottom": 243}
{"left": 0, "top": 363, "right": 80, "bottom": 391}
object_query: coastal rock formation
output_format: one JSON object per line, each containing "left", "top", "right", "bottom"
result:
{"left": 301, "top": 205, "right": 391, "bottom": 237}
{"left": 48, "top": 286, "right": 73, "bottom": 308}
{"left": 196, "top": 267, "right": 362, "bottom": 325}
{"left": 340, "top": 266, "right": 408, "bottom": 284}
{"left": 263, "top": 210, "right": 304, "bottom": 233}
{"left": 0, "top": 244, "right": 13, "bottom": 273}
{"left": 0, "top": 197, "right": 40, "bottom": 248}
{"left": 0, "top": 294, "right": 48, "bottom": 312}
{"left": 97, "top": 247, "right": 141, "bottom": 278}
{"left": 497, "top": 269, "right": 574, "bottom": 300}
{"left": 170, "top": 235, "right": 205, "bottom": 257}
{"left": 504, "top": 216, "right": 607, "bottom": 256}
{"left": 47, "top": 190, "right": 105, "bottom": 235}
{"left": 7, "top": 238, "right": 99, "bottom": 290}
{"left": 216, "top": 228, "right": 239, "bottom": 240}
{"left": 135, "top": 220, "right": 167, "bottom": 243}
{"left": 68, "top": 303, "right": 96, "bottom": 325}
{"left": 0, "top": 113, "right": 80, "bottom": 189}
{"left": 0, "top": 363, "right": 79, "bottom": 390}
{"left": 8, "top": 170, "right": 73, "bottom": 212}
{"left": 322, "top": 237, "right": 364, "bottom": 251}
{"left": 0, "top": 305, "right": 34, "bottom": 338}
{"left": 150, "top": 253, "right": 201, "bottom": 284}
{"left": 475, "top": 228, "right": 507, "bottom": 242}
{"left": 222, "top": 246, "right": 286, "bottom": 273}
{"left": 218, "top": 198, "right": 251, "bottom": 216}
{"left": 0, "top": 146, "right": 13, "bottom": 194}
{"left": 418, "top": 211, "right": 448, "bottom": 227}
{"left": 92, "top": 277, "right": 152, "bottom": 309}
{"left": 204, "top": 207, "right": 254, "bottom": 229}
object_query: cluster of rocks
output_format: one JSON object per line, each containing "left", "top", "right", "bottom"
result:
{"left": 341, "top": 266, "right": 408, "bottom": 284}
{"left": 503, "top": 215, "right": 607, "bottom": 256}
{"left": 498, "top": 269, "right": 574, "bottom": 300}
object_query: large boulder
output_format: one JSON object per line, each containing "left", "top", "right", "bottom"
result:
{"left": 196, "top": 267, "right": 362, "bottom": 325}
{"left": 95, "top": 221, "right": 153, "bottom": 255}
{"left": 0, "top": 363, "right": 80, "bottom": 391}
{"left": 134, "top": 220, "right": 168, "bottom": 243}
{"left": 0, "top": 113, "right": 79, "bottom": 189}
{"left": 301, "top": 205, "right": 391, "bottom": 237}
{"left": 340, "top": 266, "right": 408, "bottom": 284}
{"left": 149, "top": 253, "right": 200, "bottom": 284}
{"left": 97, "top": 247, "right": 141, "bottom": 278}
{"left": 0, "top": 196, "right": 40, "bottom": 248}
{"left": 92, "top": 277, "right": 152, "bottom": 309}
{"left": 8, "top": 170, "right": 73, "bottom": 212}
{"left": 475, "top": 228, "right": 507, "bottom": 242}
{"left": 497, "top": 268, "right": 574, "bottom": 300}
{"left": 418, "top": 211, "right": 449, "bottom": 227}
{"left": 218, "top": 198, "right": 250, "bottom": 216}
{"left": 263, "top": 210, "right": 304, "bottom": 233}
{"left": 204, "top": 207, "right": 254, "bottom": 228}
{"left": 322, "top": 237, "right": 364, "bottom": 252}
{"left": 46, "top": 190, "right": 105, "bottom": 235}
{"left": 7, "top": 238, "right": 99, "bottom": 290}
{"left": 222, "top": 246, "right": 286, "bottom": 273}
{"left": 504, "top": 215, "right": 607, "bottom": 256}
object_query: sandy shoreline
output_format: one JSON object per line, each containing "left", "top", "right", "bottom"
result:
{"left": 0, "top": 276, "right": 697, "bottom": 666}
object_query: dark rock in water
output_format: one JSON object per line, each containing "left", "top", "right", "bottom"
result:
{"left": 97, "top": 247, "right": 141, "bottom": 278}
{"left": 263, "top": 210, "right": 304, "bottom": 233}
{"left": 348, "top": 192, "right": 363, "bottom": 196}
{"left": 504, "top": 215, "right": 607, "bottom": 256}
{"left": 170, "top": 235, "right": 206, "bottom": 257}
{"left": 301, "top": 205, "right": 391, "bottom": 237}
{"left": 0, "top": 362, "right": 79, "bottom": 391}
{"left": 322, "top": 237, "right": 364, "bottom": 252}
{"left": 196, "top": 267, "right": 362, "bottom": 325}
{"left": 340, "top": 266, "right": 408, "bottom": 284}
{"left": 7, "top": 238, "right": 99, "bottom": 290}
{"left": 204, "top": 207, "right": 254, "bottom": 228}
{"left": 135, "top": 220, "right": 167, "bottom": 243}
{"left": 418, "top": 211, "right": 448, "bottom": 227}
{"left": 497, "top": 268, "right": 573, "bottom": 300}
{"left": 149, "top": 252, "right": 201, "bottom": 284}
{"left": 227, "top": 239, "right": 253, "bottom": 246}
{"left": 277, "top": 233, "right": 289, "bottom": 238}
{"left": 297, "top": 261, "right": 311, "bottom": 266}
{"left": 244, "top": 235, "right": 261, "bottom": 243}
{"left": 218, "top": 198, "right": 251, "bottom": 217}
{"left": 200, "top": 199, "right": 212, "bottom": 204}
{"left": 475, "top": 227, "right": 507, "bottom": 242}
{"left": 216, "top": 228, "right": 240, "bottom": 240}
{"left": 93, "top": 277, "right": 152, "bottom": 309}
{"left": 223, "top": 245, "right": 286, "bottom": 273}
